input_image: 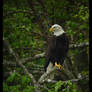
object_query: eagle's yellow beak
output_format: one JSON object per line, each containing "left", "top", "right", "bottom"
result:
{"left": 49, "top": 27, "right": 56, "bottom": 32}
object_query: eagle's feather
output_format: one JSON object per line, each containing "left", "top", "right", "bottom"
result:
{"left": 44, "top": 33, "right": 69, "bottom": 71}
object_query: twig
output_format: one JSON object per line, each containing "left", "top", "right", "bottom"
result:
{"left": 22, "top": 52, "right": 45, "bottom": 64}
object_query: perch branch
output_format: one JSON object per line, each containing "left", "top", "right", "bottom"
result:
{"left": 38, "top": 66, "right": 57, "bottom": 83}
{"left": 22, "top": 42, "right": 89, "bottom": 64}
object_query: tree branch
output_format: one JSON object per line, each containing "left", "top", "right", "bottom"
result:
{"left": 3, "top": 38, "right": 89, "bottom": 91}
{"left": 43, "top": 74, "right": 89, "bottom": 84}
{"left": 69, "top": 42, "right": 89, "bottom": 49}
{"left": 3, "top": 60, "right": 17, "bottom": 67}
{"left": 22, "top": 52, "right": 45, "bottom": 64}
{"left": 38, "top": 66, "right": 57, "bottom": 83}
{"left": 21, "top": 42, "right": 89, "bottom": 64}
{"left": 3, "top": 38, "right": 36, "bottom": 86}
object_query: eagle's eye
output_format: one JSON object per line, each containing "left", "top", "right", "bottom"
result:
{"left": 53, "top": 26, "right": 56, "bottom": 28}
{"left": 52, "top": 27, "right": 57, "bottom": 31}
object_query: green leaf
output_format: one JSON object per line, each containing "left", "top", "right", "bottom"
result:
{"left": 23, "top": 86, "right": 34, "bottom": 92}
{"left": 21, "top": 76, "right": 30, "bottom": 86}
{"left": 55, "top": 81, "right": 63, "bottom": 92}
{"left": 3, "top": 83, "right": 9, "bottom": 92}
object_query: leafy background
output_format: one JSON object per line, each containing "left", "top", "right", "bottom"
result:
{"left": 3, "top": 0, "right": 89, "bottom": 92}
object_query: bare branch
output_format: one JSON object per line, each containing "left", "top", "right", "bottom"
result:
{"left": 3, "top": 60, "right": 16, "bottom": 67}
{"left": 70, "top": 42, "right": 89, "bottom": 49}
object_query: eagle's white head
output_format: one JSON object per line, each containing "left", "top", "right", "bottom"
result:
{"left": 49, "top": 24, "right": 65, "bottom": 36}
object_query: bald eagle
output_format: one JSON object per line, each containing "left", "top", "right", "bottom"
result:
{"left": 44, "top": 24, "right": 69, "bottom": 74}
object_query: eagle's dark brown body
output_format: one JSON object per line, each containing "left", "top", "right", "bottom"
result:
{"left": 44, "top": 33, "right": 69, "bottom": 71}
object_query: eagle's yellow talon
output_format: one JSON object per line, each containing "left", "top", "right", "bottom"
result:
{"left": 55, "top": 62, "right": 62, "bottom": 70}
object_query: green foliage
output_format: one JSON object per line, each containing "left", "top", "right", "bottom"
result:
{"left": 7, "top": 72, "right": 21, "bottom": 83}
{"left": 8, "top": 85, "right": 21, "bottom": 92}
{"left": 3, "top": 83, "right": 9, "bottom": 92}
{"left": 3, "top": 0, "right": 89, "bottom": 92}
{"left": 3, "top": 82, "right": 21, "bottom": 92}
{"left": 7, "top": 72, "right": 31, "bottom": 86}
{"left": 4, "top": 72, "right": 34, "bottom": 92}
{"left": 54, "top": 81, "right": 63, "bottom": 92}
{"left": 48, "top": 80, "right": 78, "bottom": 92}
{"left": 62, "top": 81, "right": 77, "bottom": 92}
{"left": 65, "top": 4, "right": 89, "bottom": 43}
{"left": 23, "top": 86, "right": 34, "bottom": 92}
{"left": 21, "top": 75, "right": 30, "bottom": 87}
